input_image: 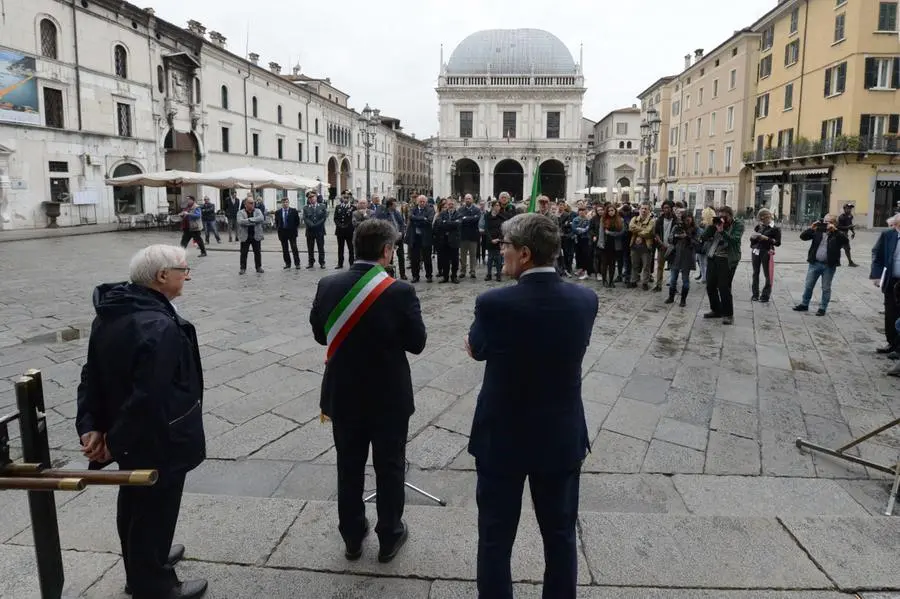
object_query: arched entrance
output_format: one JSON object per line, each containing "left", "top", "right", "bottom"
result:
{"left": 617, "top": 176, "right": 632, "bottom": 203}
{"left": 112, "top": 163, "right": 144, "bottom": 215}
{"left": 327, "top": 157, "right": 338, "bottom": 200}
{"left": 454, "top": 158, "right": 480, "bottom": 197}
{"left": 164, "top": 129, "right": 200, "bottom": 213}
{"left": 493, "top": 159, "right": 523, "bottom": 202}
{"left": 340, "top": 158, "right": 351, "bottom": 196}
{"left": 539, "top": 159, "right": 566, "bottom": 200}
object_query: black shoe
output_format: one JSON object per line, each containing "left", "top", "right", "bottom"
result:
{"left": 495, "top": 275, "right": 501, "bottom": 282}
{"left": 426, "top": 277, "right": 433, "bottom": 283}
{"left": 664, "top": 293, "right": 675, "bottom": 304}
{"left": 411, "top": 277, "right": 420, "bottom": 283}
{"left": 125, "top": 546, "right": 186, "bottom": 594}
{"left": 888, "top": 364, "right": 900, "bottom": 377}
{"left": 642, "top": 283, "right": 649, "bottom": 291}
{"left": 848, "top": 262, "right": 859, "bottom": 267}
{"left": 345, "top": 518, "right": 370, "bottom": 561}
{"left": 239, "top": 269, "right": 246, "bottom": 275}
{"left": 378, "top": 521, "right": 408, "bottom": 563}
{"left": 170, "top": 579, "right": 208, "bottom": 599}
{"left": 439, "top": 277, "right": 448, "bottom": 284}
{"left": 876, "top": 344, "right": 895, "bottom": 354}
{"left": 759, "top": 296, "right": 769, "bottom": 303}
{"left": 703, "top": 312, "right": 722, "bottom": 319}
{"left": 888, "top": 352, "right": 900, "bottom": 360}
{"left": 295, "top": 264, "right": 301, "bottom": 270}
{"left": 695, "top": 275, "right": 702, "bottom": 280}
{"left": 320, "top": 264, "right": 326, "bottom": 269}
{"left": 283, "top": 264, "right": 291, "bottom": 270}
{"left": 484, "top": 274, "right": 493, "bottom": 281}
{"left": 722, "top": 317, "right": 733, "bottom": 325}
{"left": 199, "top": 252, "right": 207, "bottom": 257}
{"left": 615, "top": 275, "right": 623, "bottom": 283}
{"left": 400, "top": 275, "right": 408, "bottom": 281}
{"left": 335, "top": 264, "right": 344, "bottom": 269}
{"left": 816, "top": 309, "right": 826, "bottom": 316}
{"left": 451, "top": 276, "right": 460, "bottom": 284}
{"left": 256, "top": 268, "right": 265, "bottom": 274}
{"left": 679, "top": 296, "right": 687, "bottom": 308}
{"left": 751, "top": 295, "right": 759, "bottom": 301}
{"left": 793, "top": 304, "right": 809, "bottom": 312}
{"left": 469, "top": 273, "right": 476, "bottom": 279}
{"left": 306, "top": 265, "right": 315, "bottom": 270}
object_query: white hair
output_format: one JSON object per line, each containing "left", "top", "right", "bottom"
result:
{"left": 129, "top": 245, "right": 187, "bottom": 286}
{"left": 888, "top": 214, "right": 900, "bottom": 227}
{"left": 499, "top": 191, "right": 510, "bottom": 200}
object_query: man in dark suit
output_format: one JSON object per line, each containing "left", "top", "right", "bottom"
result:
{"left": 303, "top": 190, "right": 328, "bottom": 269}
{"left": 871, "top": 214, "right": 900, "bottom": 367}
{"left": 275, "top": 197, "right": 301, "bottom": 270}
{"left": 464, "top": 213, "right": 598, "bottom": 599}
{"left": 309, "top": 219, "right": 427, "bottom": 564}
{"left": 407, "top": 194, "right": 435, "bottom": 283}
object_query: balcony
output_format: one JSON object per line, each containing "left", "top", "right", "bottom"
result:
{"left": 743, "top": 134, "right": 900, "bottom": 165}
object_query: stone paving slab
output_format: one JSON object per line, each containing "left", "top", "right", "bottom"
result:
{"left": 781, "top": 516, "right": 900, "bottom": 590}
{"left": 267, "top": 500, "right": 592, "bottom": 584}
{"left": 0, "top": 544, "right": 118, "bottom": 599}
{"left": 673, "top": 475, "right": 870, "bottom": 517}
{"left": 578, "top": 512, "right": 832, "bottom": 589}
{"left": 429, "top": 583, "right": 853, "bottom": 599}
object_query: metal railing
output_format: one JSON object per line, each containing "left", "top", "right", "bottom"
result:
{"left": 743, "top": 134, "right": 900, "bottom": 163}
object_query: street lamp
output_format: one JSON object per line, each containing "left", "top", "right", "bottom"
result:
{"left": 640, "top": 108, "right": 661, "bottom": 204}
{"left": 357, "top": 103, "right": 381, "bottom": 200}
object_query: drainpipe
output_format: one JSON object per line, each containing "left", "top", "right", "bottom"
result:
{"left": 71, "top": 0, "right": 83, "bottom": 131}
{"left": 242, "top": 68, "right": 251, "bottom": 155}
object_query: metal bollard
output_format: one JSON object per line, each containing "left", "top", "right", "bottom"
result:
{"left": 15, "top": 372, "right": 65, "bottom": 599}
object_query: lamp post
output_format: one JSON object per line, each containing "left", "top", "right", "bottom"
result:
{"left": 357, "top": 103, "right": 381, "bottom": 200}
{"left": 640, "top": 108, "right": 661, "bottom": 204}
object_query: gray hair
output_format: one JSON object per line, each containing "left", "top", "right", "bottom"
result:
{"left": 499, "top": 191, "right": 510, "bottom": 201}
{"left": 757, "top": 208, "right": 772, "bottom": 220}
{"left": 888, "top": 214, "right": 900, "bottom": 227}
{"left": 129, "top": 245, "right": 187, "bottom": 286}
{"left": 500, "top": 213, "right": 560, "bottom": 267}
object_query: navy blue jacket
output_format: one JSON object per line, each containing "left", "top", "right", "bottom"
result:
{"left": 871, "top": 228, "right": 900, "bottom": 294}
{"left": 467, "top": 271, "right": 598, "bottom": 473}
{"left": 76, "top": 283, "right": 205, "bottom": 474}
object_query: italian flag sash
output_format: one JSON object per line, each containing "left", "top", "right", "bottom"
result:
{"left": 324, "top": 264, "right": 396, "bottom": 363}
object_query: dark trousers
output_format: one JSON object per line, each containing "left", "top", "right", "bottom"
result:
{"left": 561, "top": 238, "right": 575, "bottom": 274}
{"left": 306, "top": 230, "right": 325, "bottom": 266}
{"left": 227, "top": 217, "right": 237, "bottom": 241}
{"left": 118, "top": 471, "right": 185, "bottom": 598}
{"left": 751, "top": 251, "right": 773, "bottom": 298}
{"left": 575, "top": 238, "right": 591, "bottom": 272}
{"left": 336, "top": 228, "right": 355, "bottom": 266}
{"left": 707, "top": 256, "right": 736, "bottom": 317}
{"left": 476, "top": 462, "right": 580, "bottom": 599}
{"left": 332, "top": 417, "right": 408, "bottom": 548}
{"left": 410, "top": 244, "right": 433, "bottom": 279}
{"left": 203, "top": 220, "right": 220, "bottom": 243}
{"left": 438, "top": 247, "right": 459, "bottom": 278}
{"left": 884, "top": 277, "right": 899, "bottom": 347}
{"left": 600, "top": 247, "right": 618, "bottom": 283}
{"left": 279, "top": 231, "right": 300, "bottom": 267}
{"left": 240, "top": 239, "right": 262, "bottom": 270}
{"left": 486, "top": 249, "right": 501, "bottom": 276}
{"left": 179, "top": 230, "right": 206, "bottom": 254}
{"left": 391, "top": 242, "right": 406, "bottom": 278}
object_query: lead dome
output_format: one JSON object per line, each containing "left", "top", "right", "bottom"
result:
{"left": 445, "top": 29, "right": 577, "bottom": 75}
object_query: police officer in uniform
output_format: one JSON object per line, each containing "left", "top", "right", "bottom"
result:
{"left": 334, "top": 192, "right": 355, "bottom": 268}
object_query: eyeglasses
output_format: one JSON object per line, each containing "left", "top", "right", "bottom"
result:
{"left": 168, "top": 267, "right": 191, "bottom": 275}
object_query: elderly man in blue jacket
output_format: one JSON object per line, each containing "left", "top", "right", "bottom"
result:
{"left": 464, "top": 213, "right": 598, "bottom": 599}
{"left": 871, "top": 214, "right": 900, "bottom": 371}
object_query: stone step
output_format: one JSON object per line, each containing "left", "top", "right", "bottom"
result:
{"left": 1, "top": 488, "right": 898, "bottom": 598}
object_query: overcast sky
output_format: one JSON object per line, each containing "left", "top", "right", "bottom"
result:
{"left": 152, "top": 0, "right": 774, "bottom": 137}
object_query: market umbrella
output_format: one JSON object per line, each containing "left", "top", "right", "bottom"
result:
{"left": 104, "top": 169, "right": 197, "bottom": 187}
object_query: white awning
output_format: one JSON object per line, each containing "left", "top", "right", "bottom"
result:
{"left": 788, "top": 168, "right": 830, "bottom": 176}
{"left": 753, "top": 171, "right": 784, "bottom": 178}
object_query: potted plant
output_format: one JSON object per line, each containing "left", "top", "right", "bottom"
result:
{"left": 42, "top": 192, "right": 68, "bottom": 228}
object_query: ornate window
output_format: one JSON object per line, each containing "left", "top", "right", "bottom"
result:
{"left": 40, "top": 19, "right": 58, "bottom": 59}
{"left": 114, "top": 45, "right": 128, "bottom": 78}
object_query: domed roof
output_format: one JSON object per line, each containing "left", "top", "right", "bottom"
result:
{"left": 446, "top": 29, "right": 576, "bottom": 75}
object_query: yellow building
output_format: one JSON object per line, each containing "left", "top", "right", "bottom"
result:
{"left": 637, "top": 76, "right": 676, "bottom": 204}
{"left": 745, "top": 0, "right": 900, "bottom": 227}
{"left": 668, "top": 33, "right": 761, "bottom": 213}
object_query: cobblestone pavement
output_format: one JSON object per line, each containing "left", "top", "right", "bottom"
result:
{"left": 0, "top": 227, "right": 898, "bottom": 598}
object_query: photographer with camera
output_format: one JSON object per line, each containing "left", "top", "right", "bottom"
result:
{"left": 793, "top": 214, "right": 850, "bottom": 316}
{"left": 665, "top": 209, "right": 700, "bottom": 306}
{"left": 749, "top": 208, "right": 782, "bottom": 303}
{"left": 837, "top": 203, "right": 859, "bottom": 267}
{"left": 700, "top": 206, "right": 744, "bottom": 325}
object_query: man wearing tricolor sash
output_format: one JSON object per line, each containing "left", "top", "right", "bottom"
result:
{"left": 309, "top": 219, "right": 427, "bottom": 564}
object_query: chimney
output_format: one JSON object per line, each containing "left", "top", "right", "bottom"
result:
{"left": 292, "top": 64, "right": 301, "bottom": 76}
{"left": 269, "top": 62, "right": 281, "bottom": 75}
{"left": 248, "top": 52, "right": 259, "bottom": 66}
{"left": 208, "top": 31, "right": 226, "bottom": 48}
{"left": 186, "top": 20, "right": 206, "bottom": 37}
{"left": 684, "top": 54, "right": 692, "bottom": 70}
{"left": 694, "top": 48, "right": 704, "bottom": 63}
{"left": 144, "top": 7, "right": 155, "bottom": 15}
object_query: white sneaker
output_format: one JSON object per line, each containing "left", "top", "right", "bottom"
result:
{"left": 579, "top": 273, "right": 588, "bottom": 280}
{"left": 595, "top": 274, "right": 601, "bottom": 282}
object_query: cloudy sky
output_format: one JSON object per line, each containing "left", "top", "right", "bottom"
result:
{"left": 152, "top": 0, "right": 775, "bottom": 136}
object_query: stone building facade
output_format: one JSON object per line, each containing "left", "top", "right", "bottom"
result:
{"left": 590, "top": 107, "right": 641, "bottom": 203}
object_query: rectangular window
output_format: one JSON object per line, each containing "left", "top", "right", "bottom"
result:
{"left": 834, "top": 13, "right": 845, "bottom": 42}
{"left": 49, "top": 174, "right": 69, "bottom": 202}
{"left": 459, "top": 111, "right": 473, "bottom": 138}
{"left": 712, "top": 79, "right": 719, "bottom": 98}
{"left": 299, "top": 142, "right": 304, "bottom": 161}
{"left": 759, "top": 55, "right": 773, "bottom": 79}
{"left": 315, "top": 145, "right": 320, "bottom": 163}
{"left": 708, "top": 112, "right": 716, "bottom": 136}
{"left": 865, "top": 57, "right": 899, "bottom": 89}
{"left": 724, "top": 146, "right": 733, "bottom": 173}
{"left": 681, "top": 152, "right": 687, "bottom": 176}
{"left": 670, "top": 126, "right": 678, "bottom": 146}
{"left": 821, "top": 117, "right": 843, "bottom": 140}
{"left": 762, "top": 26, "right": 774, "bottom": 51}
{"left": 116, "top": 103, "right": 131, "bottom": 137}
{"left": 693, "top": 151, "right": 700, "bottom": 175}
{"left": 221, "top": 127, "right": 229, "bottom": 153}
{"left": 785, "top": 40, "right": 800, "bottom": 66}
{"left": 790, "top": 7, "right": 799, "bottom": 33}
{"left": 546, "top": 111, "right": 561, "bottom": 138}
{"left": 836, "top": 0, "right": 846, "bottom": 5}
{"left": 43, "top": 87, "right": 63, "bottom": 128}
{"left": 252, "top": 133, "right": 260, "bottom": 156}
{"left": 672, "top": 100, "right": 680, "bottom": 116}
{"left": 879, "top": 2, "right": 898, "bottom": 31}
{"left": 696, "top": 117, "right": 702, "bottom": 139}
{"left": 707, "top": 150, "right": 715, "bottom": 174}
{"left": 729, "top": 69, "right": 737, "bottom": 90}
{"left": 277, "top": 138, "right": 283, "bottom": 159}
{"left": 824, "top": 62, "right": 847, "bottom": 96}
{"left": 777, "top": 128, "right": 794, "bottom": 149}
{"left": 683, "top": 122, "right": 689, "bottom": 141}
{"left": 686, "top": 94, "right": 691, "bottom": 110}
{"left": 668, "top": 156, "right": 677, "bottom": 177}
{"left": 616, "top": 122, "right": 628, "bottom": 135}
{"left": 502, "top": 111, "right": 517, "bottom": 138}
{"left": 756, "top": 93, "right": 770, "bottom": 118}
{"left": 699, "top": 87, "right": 704, "bottom": 104}
{"left": 726, "top": 106, "right": 735, "bottom": 131}
{"left": 860, "top": 114, "right": 891, "bottom": 137}
{"left": 784, "top": 83, "right": 794, "bottom": 110}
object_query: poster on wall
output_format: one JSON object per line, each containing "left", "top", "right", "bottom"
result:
{"left": 0, "top": 49, "right": 39, "bottom": 125}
